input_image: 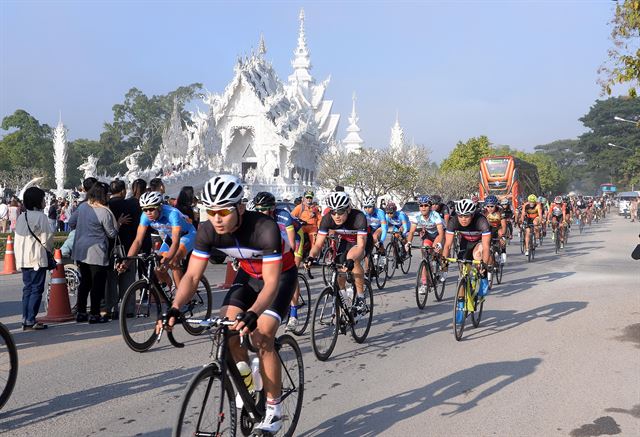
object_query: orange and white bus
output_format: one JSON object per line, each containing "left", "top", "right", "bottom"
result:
{"left": 479, "top": 156, "right": 541, "bottom": 210}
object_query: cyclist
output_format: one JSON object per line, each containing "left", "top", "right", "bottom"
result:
{"left": 520, "top": 194, "right": 542, "bottom": 256}
{"left": 500, "top": 197, "right": 515, "bottom": 241}
{"left": 430, "top": 194, "right": 451, "bottom": 226}
{"left": 118, "top": 191, "right": 196, "bottom": 289}
{"left": 306, "top": 191, "right": 369, "bottom": 310}
{"left": 547, "top": 196, "right": 567, "bottom": 248}
{"left": 442, "top": 199, "right": 491, "bottom": 322}
{"left": 253, "top": 191, "right": 305, "bottom": 332}
{"left": 384, "top": 201, "right": 411, "bottom": 258}
{"left": 576, "top": 195, "right": 588, "bottom": 225}
{"left": 483, "top": 195, "right": 507, "bottom": 266}
{"left": 166, "top": 175, "right": 296, "bottom": 434}
{"left": 563, "top": 196, "right": 573, "bottom": 230}
{"left": 362, "top": 195, "right": 388, "bottom": 270}
{"left": 291, "top": 189, "right": 320, "bottom": 248}
{"left": 407, "top": 195, "right": 445, "bottom": 295}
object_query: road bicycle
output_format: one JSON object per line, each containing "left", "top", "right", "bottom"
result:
{"left": 521, "top": 222, "right": 536, "bottom": 262}
{"left": 310, "top": 261, "right": 374, "bottom": 361}
{"left": 489, "top": 237, "right": 504, "bottom": 287}
{"left": 413, "top": 245, "right": 446, "bottom": 310}
{"left": 172, "top": 317, "right": 303, "bottom": 437}
{"left": 117, "top": 253, "right": 212, "bottom": 352}
{"left": 446, "top": 258, "right": 485, "bottom": 341}
{"left": 365, "top": 245, "right": 390, "bottom": 290}
{"left": 282, "top": 272, "right": 312, "bottom": 336}
{"left": 320, "top": 234, "right": 339, "bottom": 286}
{"left": 386, "top": 232, "right": 412, "bottom": 277}
{"left": 0, "top": 322, "right": 18, "bottom": 410}
{"left": 519, "top": 224, "right": 526, "bottom": 255}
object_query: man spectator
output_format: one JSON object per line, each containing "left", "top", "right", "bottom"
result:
{"left": 0, "top": 199, "right": 8, "bottom": 233}
{"left": 47, "top": 198, "right": 58, "bottom": 232}
{"left": 292, "top": 190, "right": 321, "bottom": 247}
{"left": 630, "top": 195, "right": 639, "bottom": 223}
{"left": 149, "top": 178, "right": 165, "bottom": 194}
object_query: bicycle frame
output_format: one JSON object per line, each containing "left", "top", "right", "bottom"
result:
{"left": 447, "top": 258, "right": 481, "bottom": 311}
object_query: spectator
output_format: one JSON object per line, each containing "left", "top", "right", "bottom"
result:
{"left": 129, "top": 178, "right": 152, "bottom": 267}
{"left": 8, "top": 198, "right": 19, "bottom": 232}
{"left": 149, "top": 178, "right": 165, "bottom": 194}
{"left": 0, "top": 199, "right": 8, "bottom": 233}
{"left": 47, "top": 198, "right": 58, "bottom": 232}
{"left": 105, "top": 179, "right": 135, "bottom": 319}
{"left": 69, "top": 182, "right": 124, "bottom": 324}
{"left": 59, "top": 200, "right": 70, "bottom": 232}
{"left": 630, "top": 196, "right": 639, "bottom": 223}
{"left": 176, "top": 186, "right": 197, "bottom": 228}
{"left": 14, "top": 187, "right": 52, "bottom": 330}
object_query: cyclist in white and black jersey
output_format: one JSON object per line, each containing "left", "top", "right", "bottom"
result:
{"left": 165, "top": 175, "right": 295, "bottom": 434}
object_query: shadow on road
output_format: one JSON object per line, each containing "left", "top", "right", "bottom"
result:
{"left": 300, "top": 358, "right": 542, "bottom": 436}
{"left": 492, "top": 270, "right": 576, "bottom": 298}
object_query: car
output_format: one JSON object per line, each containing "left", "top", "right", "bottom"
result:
{"left": 617, "top": 192, "right": 639, "bottom": 218}
{"left": 401, "top": 201, "right": 419, "bottom": 215}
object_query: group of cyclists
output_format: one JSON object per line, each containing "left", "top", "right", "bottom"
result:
{"left": 110, "top": 172, "right": 607, "bottom": 436}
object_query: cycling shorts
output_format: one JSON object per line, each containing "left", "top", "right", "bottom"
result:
{"left": 458, "top": 240, "right": 480, "bottom": 261}
{"left": 293, "top": 230, "right": 305, "bottom": 258}
{"left": 223, "top": 266, "right": 297, "bottom": 323}
{"left": 158, "top": 235, "right": 195, "bottom": 255}
{"left": 338, "top": 236, "right": 372, "bottom": 264}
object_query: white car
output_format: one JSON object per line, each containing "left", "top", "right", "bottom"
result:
{"left": 619, "top": 199, "right": 630, "bottom": 217}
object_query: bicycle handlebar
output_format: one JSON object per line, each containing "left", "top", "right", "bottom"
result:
{"left": 444, "top": 257, "right": 482, "bottom": 265}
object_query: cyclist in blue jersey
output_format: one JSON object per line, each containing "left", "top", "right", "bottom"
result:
{"left": 362, "top": 195, "right": 388, "bottom": 273}
{"left": 385, "top": 201, "right": 410, "bottom": 257}
{"left": 117, "top": 191, "right": 196, "bottom": 289}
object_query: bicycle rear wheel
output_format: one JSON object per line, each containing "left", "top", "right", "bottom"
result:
{"left": 182, "top": 276, "right": 213, "bottom": 336}
{"left": 351, "top": 280, "right": 373, "bottom": 343}
{"left": 453, "top": 281, "right": 467, "bottom": 341}
{"left": 311, "top": 287, "right": 339, "bottom": 361}
{"left": 321, "top": 250, "right": 334, "bottom": 286}
{"left": 291, "top": 274, "right": 311, "bottom": 336}
{"left": 385, "top": 242, "right": 398, "bottom": 278}
{"left": 496, "top": 254, "right": 504, "bottom": 285}
{"left": 415, "top": 260, "right": 429, "bottom": 310}
{"left": 555, "top": 229, "right": 560, "bottom": 254}
{"left": 276, "top": 334, "right": 304, "bottom": 437}
{"left": 520, "top": 230, "right": 525, "bottom": 254}
{"left": 0, "top": 323, "right": 18, "bottom": 410}
{"left": 172, "top": 363, "right": 236, "bottom": 437}
{"left": 471, "top": 280, "right": 484, "bottom": 328}
{"left": 119, "top": 280, "right": 161, "bottom": 352}
{"left": 374, "top": 254, "right": 389, "bottom": 289}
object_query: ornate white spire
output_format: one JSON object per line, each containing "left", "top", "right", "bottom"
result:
{"left": 258, "top": 34, "right": 267, "bottom": 56}
{"left": 343, "top": 92, "right": 364, "bottom": 153}
{"left": 288, "top": 8, "right": 313, "bottom": 86}
{"left": 53, "top": 112, "right": 68, "bottom": 198}
{"left": 390, "top": 111, "right": 405, "bottom": 154}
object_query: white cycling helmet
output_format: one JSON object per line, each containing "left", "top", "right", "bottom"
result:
{"left": 363, "top": 196, "right": 376, "bottom": 208}
{"left": 326, "top": 191, "right": 351, "bottom": 210}
{"left": 455, "top": 199, "right": 476, "bottom": 216}
{"left": 554, "top": 196, "right": 563, "bottom": 204}
{"left": 201, "top": 175, "right": 244, "bottom": 208}
{"left": 140, "top": 191, "right": 163, "bottom": 208}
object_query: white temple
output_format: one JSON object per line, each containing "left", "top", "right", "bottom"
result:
{"left": 52, "top": 113, "right": 68, "bottom": 198}
{"left": 389, "top": 111, "right": 406, "bottom": 155}
{"left": 342, "top": 93, "right": 364, "bottom": 154}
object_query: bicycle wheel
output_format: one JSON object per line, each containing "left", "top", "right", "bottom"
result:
{"left": 520, "top": 230, "right": 525, "bottom": 254}
{"left": 527, "top": 233, "right": 533, "bottom": 263}
{"left": 496, "top": 253, "right": 504, "bottom": 285}
{"left": 172, "top": 363, "right": 236, "bottom": 437}
{"left": 0, "top": 323, "right": 18, "bottom": 411}
{"left": 311, "top": 287, "right": 339, "bottom": 361}
{"left": 182, "top": 276, "right": 213, "bottom": 336}
{"left": 555, "top": 229, "right": 560, "bottom": 254}
{"left": 119, "top": 280, "right": 161, "bottom": 352}
{"left": 471, "top": 292, "right": 484, "bottom": 329}
{"left": 64, "top": 264, "right": 81, "bottom": 313}
{"left": 453, "top": 282, "right": 467, "bottom": 342}
{"left": 385, "top": 242, "right": 398, "bottom": 278}
{"left": 415, "top": 260, "right": 429, "bottom": 310}
{"left": 400, "top": 247, "right": 412, "bottom": 274}
{"left": 433, "top": 259, "right": 446, "bottom": 302}
{"left": 350, "top": 280, "right": 373, "bottom": 343}
{"left": 374, "top": 254, "right": 388, "bottom": 290}
{"left": 321, "top": 250, "right": 334, "bottom": 286}
{"left": 291, "top": 274, "right": 311, "bottom": 336}
{"left": 276, "top": 334, "right": 304, "bottom": 437}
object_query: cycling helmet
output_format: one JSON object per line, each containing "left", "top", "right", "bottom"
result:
{"left": 303, "top": 190, "right": 314, "bottom": 198}
{"left": 431, "top": 194, "right": 442, "bottom": 205}
{"left": 326, "top": 191, "right": 351, "bottom": 210}
{"left": 201, "top": 175, "right": 244, "bottom": 208}
{"left": 254, "top": 191, "right": 276, "bottom": 208}
{"left": 246, "top": 199, "right": 256, "bottom": 211}
{"left": 363, "top": 196, "right": 376, "bottom": 208}
{"left": 527, "top": 194, "right": 538, "bottom": 203}
{"left": 500, "top": 198, "right": 510, "bottom": 206}
{"left": 485, "top": 195, "right": 499, "bottom": 205}
{"left": 417, "top": 195, "right": 431, "bottom": 204}
{"left": 385, "top": 201, "right": 397, "bottom": 213}
{"left": 538, "top": 196, "right": 545, "bottom": 203}
{"left": 455, "top": 199, "right": 476, "bottom": 216}
{"left": 554, "top": 196, "right": 563, "bottom": 204}
{"left": 140, "top": 191, "right": 163, "bottom": 208}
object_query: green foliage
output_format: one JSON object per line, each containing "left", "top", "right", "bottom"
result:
{"left": 440, "top": 136, "right": 492, "bottom": 172}
{"left": 599, "top": 0, "right": 640, "bottom": 97}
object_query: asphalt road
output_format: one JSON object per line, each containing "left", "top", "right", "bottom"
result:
{"left": 1, "top": 214, "right": 639, "bottom": 437}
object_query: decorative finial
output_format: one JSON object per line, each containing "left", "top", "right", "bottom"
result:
{"left": 299, "top": 8, "right": 305, "bottom": 23}
{"left": 259, "top": 33, "right": 267, "bottom": 55}
{"left": 351, "top": 92, "right": 357, "bottom": 117}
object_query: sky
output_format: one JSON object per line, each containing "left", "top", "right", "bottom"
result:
{"left": 0, "top": 0, "right": 618, "bottom": 163}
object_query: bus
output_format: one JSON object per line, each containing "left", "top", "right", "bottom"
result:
{"left": 479, "top": 156, "right": 542, "bottom": 209}
{"left": 599, "top": 183, "right": 617, "bottom": 196}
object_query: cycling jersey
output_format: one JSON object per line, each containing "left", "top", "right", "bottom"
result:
{"left": 364, "top": 207, "right": 388, "bottom": 242}
{"left": 410, "top": 210, "right": 443, "bottom": 239}
{"left": 139, "top": 204, "right": 196, "bottom": 252}
{"left": 318, "top": 209, "right": 368, "bottom": 244}
{"left": 576, "top": 200, "right": 588, "bottom": 210}
{"left": 274, "top": 208, "right": 303, "bottom": 243}
{"left": 192, "top": 211, "right": 295, "bottom": 279}
{"left": 485, "top": 207, "right": 505, "bottom": 229}
{"left": 446, "top": 213, "right": 491, "bottom": 243}
{"left": 524, "top": 203, "right": 540, "bottom": 219}
{"left": 550, "top": 204, "right": 565, "bottom": 217}
{"left": 433, "top": 203, "right": 450, "bottom": 221}
{"left": 386, "top": 211, "right": 410, "bottom": 237}
{"left": 502, "top": 205, "right": 514, "bottom": 220}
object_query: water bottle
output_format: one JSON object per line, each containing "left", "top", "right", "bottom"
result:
{"left": 251, "top": 357, "right": 262, "bottom": 392}
{"left": 373, "top": 253, "right": 379, "bottom": 265}
{"left": 236, "top": 361, "right": 254, "bottom": 393}
{"left": 345, "top": 285, "right": 354, "bottom": 306}
{"left": 478, "top": 278, "right": 489, "bottom": 297}
{"left": 339, "top": 288, "right": 352, "bottom": 307}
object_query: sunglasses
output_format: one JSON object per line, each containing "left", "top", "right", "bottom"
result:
{"left": 486, "top": 205, "right": 496, "bottom": 208}
{"left": 255, "top": 206, "right": 273, "bottom": 212}
{"left": 305, "top": 196, "right": 313, "bottom": 199}
{"left": 331, "top": 208, "right": 349, "bottom": 216}
{"left": 142, "top": 207, "right": 159, "bottom": 213}
{"left": 206, "top": 206, "right": 236, "bottom": 217}
{"left": 419, "top": 203, "right": 431, "bottom": 207}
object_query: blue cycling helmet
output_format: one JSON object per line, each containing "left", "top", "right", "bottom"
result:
{"left": 485, "top": 195, "right": 499, "bottom": 205}
{"left": 417, "top": 195, "right": 431, "bottom": 204}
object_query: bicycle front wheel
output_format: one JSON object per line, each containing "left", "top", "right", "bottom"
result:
{"left": 321, "top": 250, "right": 334, "bottom": 286}
{"left": 400, "top": 247, "right": 412, "bottom": 274}
{"left": 172, "top": 363, "right": 236, "bottom": 437}
{"left": 375, "top": 254, "right": 388, "bottom": 290}
{"left": 182, "top": 276, "right": 213, "bottom": 336}
{"left": 311, "top": 287, "right": 339, "bottom": 361}
{"left": 0, "top": 323, "right": 18, "bottom": 410}
{"left": 291, "top": 274, "right": 311, "bottom": 336}
{"left": 119, "top": 280, "right": 161, "bottom": 352}
{"left": 351, "top": 280, "right": 374, "bottom": 343}
{"left": 415, "top": 260, "right": 429, "bottom": 310}
{"left": 496, "top": 255, "right": 504, "bottom": 285}
{"left": 385, "top": 242, "right": 398, "bottom": 278}
{"left": 277, "top": 334, "right": 304, "bottom": 437}
{"left": 453, "top": 282, "right": 467, "bottom": 342}
{"left": 472, "top": 292, "right": 485, "bottom": 328}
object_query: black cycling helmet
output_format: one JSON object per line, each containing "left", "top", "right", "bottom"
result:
{"left": 254, "top": 191, "right": 276, "bottom": 208}
{"left": 431, "top": 194, "right": 442, "bottom": 205}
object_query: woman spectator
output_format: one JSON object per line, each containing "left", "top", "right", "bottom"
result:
{"left": 176, "top": 186, "right": 197, "bottom": 228}
{"left": 69, "top": 182, "right": 124, "bottom": 323}
{"left": 59, "top": 200, "right": 70, "bottom": 232}
{"left": 14, "top": 187, "right": 52, "bottom": 330}
{"left": 8, "top": 198, "right": 20, "bottom": 232}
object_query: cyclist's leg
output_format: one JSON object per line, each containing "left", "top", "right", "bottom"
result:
{"left": 422, "top": 237, "right": 435, "bottom": 285}
{"left": 168, "top": 243, "right": 190, "bottom": 288}
{"left": 524, "top": 219, "right": 531, "bottom": 250}
{"left": 351, "top": 237, "right": 371, "bottom": 296}
{"left": 287, "top": 234, "right": 304, "bottom": 326}
{"left": 533, "top": 216, "right": 541, "bottom": 241}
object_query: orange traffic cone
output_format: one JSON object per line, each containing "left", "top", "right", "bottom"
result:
{"left": 38, "top": 249, "right": 74, "bottom": 323}
{"left": 212, "top": 261, "right": 236, "bottom": 290}
{"left": 0, "top": 234, "right": 19, "bottom": 275}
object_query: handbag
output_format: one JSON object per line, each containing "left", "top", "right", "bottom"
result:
{"left": 112, "top": 235, "right": 126, "bottom": 261}
{"left": 25, "top": 211, "right": 57, "bottom": 270}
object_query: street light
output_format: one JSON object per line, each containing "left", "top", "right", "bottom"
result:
{"left": 607, "top": 142, "right": 632, "bottom": 151}
{"left": 613, "top": 116, "right": 638, "bottom": 124}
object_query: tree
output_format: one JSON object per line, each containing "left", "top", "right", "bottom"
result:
{"left": 599, "top": 0, "right": 640, "bottom": 97}
{"left": 427, "top": 168, "right": 478, "bottom": 200}
{"left": 440, "top": 136, "right": 492, "bottom": 172}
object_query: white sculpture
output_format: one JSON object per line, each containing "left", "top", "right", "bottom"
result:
{"left": 53, "top": 113, "right": 68, "bottom": 198}
{"left": 78, "top": 155, "right": 99, "bottom": 179}
{"left": 119, "top": 149, "right": 144, "bottom": 183}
